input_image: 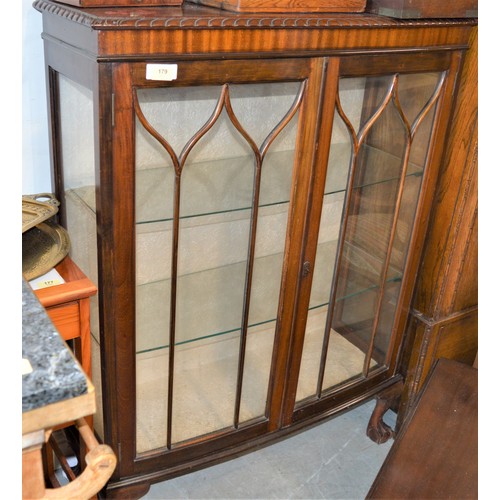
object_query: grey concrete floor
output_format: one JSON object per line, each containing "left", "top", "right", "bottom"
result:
{"left": 142, "top": 400, "right": 396, "bottom": 500}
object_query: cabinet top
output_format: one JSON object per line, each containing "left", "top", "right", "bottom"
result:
{"left": 34, "top": 0, "right": 476, "bottom": 61}
{"left": 34, "top": 0, "right": 476, "bottom": 30}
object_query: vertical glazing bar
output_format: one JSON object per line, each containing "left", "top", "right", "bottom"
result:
{"left": 166, "top": 172, "right": 181, "bottom": 448}
{"left": 48, "top": 68, "right": 65, "bottom": 224}
{"left": 233, "top": 156, "right": 262, "bottom": 428}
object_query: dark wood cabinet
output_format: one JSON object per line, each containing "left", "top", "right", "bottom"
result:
{"left": 34, "top": 1, "right": 476, "bottom": 496}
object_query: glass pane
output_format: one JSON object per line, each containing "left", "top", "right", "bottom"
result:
{"left": 134, "top": 81, "right": 302, "bottom": 451}
{"left": 57, "top": 74, "right": 103, "bottom": 436}
{"left": 239, "top": 323, "right": 276, "bottom": 422}
{"left": 295, "top": 71, "right": 443, "bottom": 405}
{"left": 136, "top": 86, "right": 222, "bottom": 161}
{"left": 332, "top": 73, "right": 443, "bottom": 376}
{"left": 338, "top": 76, "right": 394, "bottom": 135}
{"left": 229, "top": 82, "right": 300, "bottom": 148}
{"left": 136, "top": 348, "right": 169, "bottom": 453}
{"left": 241, "top": 110, "right": 298, "bottom": 422}
{"left": 331, "top": 78, "right": 408, "bottom": 376}
{"left": 172, "top": 108, "right": 253, "bottom": 442}
{"left": 371, "top": 107, "right": 437, "bottom": 364}
{"left": 398, "top": 73, "right": 442, "bottom": 127}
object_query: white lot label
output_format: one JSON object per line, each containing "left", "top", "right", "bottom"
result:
{"left": 22, "top": 358, "right": 33, "bottom": 375}
{"left": 146, "top": 63, "right": 178, "bottom": 81}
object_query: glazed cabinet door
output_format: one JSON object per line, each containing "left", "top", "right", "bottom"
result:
{"left": 285, "top": 52, "right": 462, "bottom": 424}
{"left": 105, "top": 57, "right": 327, "bottom": 475}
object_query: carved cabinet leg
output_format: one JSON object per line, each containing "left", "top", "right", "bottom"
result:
{"left": 367, "top": 380, "right": 404, "bottom": 444}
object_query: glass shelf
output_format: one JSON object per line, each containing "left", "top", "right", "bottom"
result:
{"left": 135, "top": 236, "right": 402, "bottom": 354}
{"left": 67, "top": 142, "right": 423, "bottom": 226}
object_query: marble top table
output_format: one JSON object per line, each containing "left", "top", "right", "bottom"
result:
{"left": 22, "top": 278, "right": 95, "bottom": 437}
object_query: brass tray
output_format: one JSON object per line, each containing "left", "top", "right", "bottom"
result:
{"left": 22, "top": 193, "right": 60, "bottom": 233}
{"left": 22, "top": 221, "right": 71, "bottom": 281}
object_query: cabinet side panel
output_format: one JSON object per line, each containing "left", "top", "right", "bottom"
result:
{"left": 400, "top": 28, "right": 478, "bottom": 425}
{"left": 412, "top": 27, "right": 478, "bottom": 319}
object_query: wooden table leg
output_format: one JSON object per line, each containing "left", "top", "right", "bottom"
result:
{"left": 23, "top": 431, "right": 47, "bottom": 499}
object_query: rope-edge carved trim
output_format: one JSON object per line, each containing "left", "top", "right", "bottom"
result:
{"left": 32, "top": 0, "right": 477, "bottom": 30}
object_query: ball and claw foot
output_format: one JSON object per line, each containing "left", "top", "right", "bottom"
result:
{"left": 366, "top": 380, "right": 404, "bottom": 444}
{"left": 367, "top": 414, "right": 395, "bottom": 444}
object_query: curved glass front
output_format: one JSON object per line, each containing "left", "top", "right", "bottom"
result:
{"left": 296, "top": 72, "right": 444, "bottom": 405}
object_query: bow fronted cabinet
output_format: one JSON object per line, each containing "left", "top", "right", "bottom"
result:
{"left": 33, "top": 1, "right": 478, "bottom": 497}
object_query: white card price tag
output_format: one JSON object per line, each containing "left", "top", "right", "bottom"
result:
{"left": 22, "top": 358, "right": 33, "bottom": 375}
{"left": 146, "top": 63, "right": 178, "bottom": 81}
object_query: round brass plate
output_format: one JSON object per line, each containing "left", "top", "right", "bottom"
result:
{"left": 22, "top": 194, "right": 60, "bottom": 233}
{"left": 22, "top": 222, "right": 70, "bottom": 281}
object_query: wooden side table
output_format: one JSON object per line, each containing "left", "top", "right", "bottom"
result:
{"left": 33, "top": 257, "right": 97, "bottom": 380}
{"left": 367, "top": 358, "right": 478, "bottom": 499}
{"left": 23, "top": 279, "right": 114, "bottom": 500}
{"left": 31, "top": 257, "right": 98, "bottom": 487}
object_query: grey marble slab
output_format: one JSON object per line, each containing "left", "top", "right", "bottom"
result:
{"left": 22, "top": 278, "right": 88, "bottom": 413}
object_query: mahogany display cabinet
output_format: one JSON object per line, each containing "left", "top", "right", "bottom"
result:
{"left": 33, "top": 1, "right": 477, "bottom": 496}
